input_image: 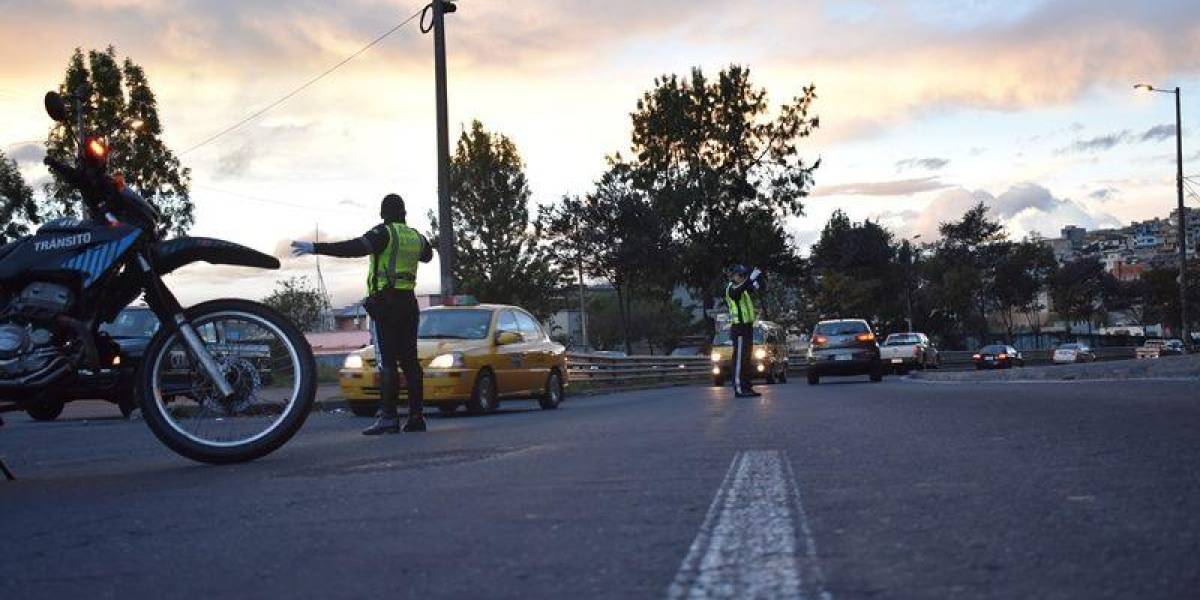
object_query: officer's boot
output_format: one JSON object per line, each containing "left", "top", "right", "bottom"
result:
{"left": 402, "top": 414, "right": 427, "bottom": 433}
{"left": 362, "top": 414, "right": 400, "bottom": 435}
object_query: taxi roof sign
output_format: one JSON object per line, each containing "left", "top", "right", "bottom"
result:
{"left": 443, "top": 294, "right": 479, "bottom": 307}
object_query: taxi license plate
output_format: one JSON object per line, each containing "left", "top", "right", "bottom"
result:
{"left": 835, "top": 353, "right": 853, "bottom": 361}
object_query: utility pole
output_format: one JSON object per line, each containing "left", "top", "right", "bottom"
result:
{"left": 576, "top": 217, "right": 589, "bottom": 350}
{"left": 1173, "top": 87, "right": 1190, "bottom": 350}
{"left": 432, "top": 1, "right": 456, "bottom": 300}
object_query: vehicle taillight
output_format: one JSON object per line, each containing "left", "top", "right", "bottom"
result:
{"left": 855, "top": 332, "right": 875, "bottom": 342}
{"left": 972, "top": 353, "right": 981, "bottom": 360}
{"left": 913, "top": 346, "right": 920, "bottom": 356}
{"left": 998, "top": 353, "right": 1008, "bottom": 359}
{"left": 86, "top": 137, "right": 109, "bottom": 160}
{"left": 812, "top": 336, "right": 827, "bottom": 346}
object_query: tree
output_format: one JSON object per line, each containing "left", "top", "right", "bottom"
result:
{"left": 617, "top": 66, "right": 819, "bottom": 329}
{"left": 539, "top": 163, "right": 674, "bottom": 353}
{"left": 43, "top": 47, "right": 193, "bottom": 237}
{"left": 808, "top": 210, "right": 902, "bottom": 329}
{"left": 262, "top": 276, "right": 330, "bottom": 332}
{"left": 431, "top": 120, "right": 565, "bottom": 318}
{"left": 923, "top": 203, "right": 1008, "bottom": 346}
{"left": 1049, "top": 258, "right": 1109, "bottom": 333}
{"left": 991, "top": 240, "right": 1058, "bottom": 342}
{"left": 0, "top": 150, "right": 39, "bottom": 244}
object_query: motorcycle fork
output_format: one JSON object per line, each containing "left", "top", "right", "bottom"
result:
{"left": 135, "top": 254, "right": 235, "bottom": 398}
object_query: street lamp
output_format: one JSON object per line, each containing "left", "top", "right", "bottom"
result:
{"left": 905, "top": 234, "right": 922, "bottom": 333}
{"left": 1134, "top": 83, "right": 1190, "bottom": 349}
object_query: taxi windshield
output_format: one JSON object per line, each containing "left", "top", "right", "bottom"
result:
{"left": 713, "top": 327, "right": 766, "bottom": 346}
{"left": 419, "top": 309, "right": 493, "bottom": 340}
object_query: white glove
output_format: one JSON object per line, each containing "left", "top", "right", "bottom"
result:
{"left": 749, "top": 268, "right": 762, "bottom": 281}
{"left": 290, "top": 241, "right": 315, "bottom": 257}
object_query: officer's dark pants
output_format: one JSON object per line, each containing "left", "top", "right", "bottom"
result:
{"left": 368, "top": 289, "right": 423, "bottom": 418}
{"left": 731, "top": 323, "right": 754, "bottom": 392}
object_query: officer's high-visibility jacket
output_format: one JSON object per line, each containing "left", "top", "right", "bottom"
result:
{"left": 726, "top": 279, "right": 758, "bottom": 325}
{"left": 311, "top": 220, "right": 433, "bottom": 290}
{"left": 368, "top": 223, "right": 426, "bottom": 293}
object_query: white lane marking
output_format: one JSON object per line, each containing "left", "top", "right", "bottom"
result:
{"left": 668, "top": 450, "right": 830, "bottom": 600}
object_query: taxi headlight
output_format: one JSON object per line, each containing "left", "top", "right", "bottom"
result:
{"left": 754, "top": 348, "right": 767, "bottom": 360}
{"left": 710, "top": 351, "right": 721, "bottom": 363}
{"left": 343, "top": 354, "right": 364, "bottom": 370}
{"left": 429, "top": 352, "right": 465, "bottom": 369}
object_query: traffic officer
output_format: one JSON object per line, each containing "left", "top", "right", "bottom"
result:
{"left": 726, "top": 265, "right": 764, "bottom": 398}
{"left": 291, "top": 193, "right": 434, "bottom": 434}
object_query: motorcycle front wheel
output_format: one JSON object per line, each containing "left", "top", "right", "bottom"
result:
{"left": 138, "top": 299, "right": 316, "bottom": 464}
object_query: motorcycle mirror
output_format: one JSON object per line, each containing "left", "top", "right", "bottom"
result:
{"left": 44, "top": 91, "right": 68, "bottom": 122}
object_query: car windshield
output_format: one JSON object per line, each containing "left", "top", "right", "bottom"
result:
{"left": 884, "top": 334, "right": 920, "bottom": 346}
{"left": 418, "top": 309, "right": 492, "bottom": 340}
{"left": 100, "top": 309, "right": 160, "bottom": 338}
{"left": 713, "top": 328, "right": 767, "bottom": 346}
{"left": 980, "top": 345, "right": 1009, "bottom": 353}
{"left": 814, "top": 321, "right": 869, "bottom": 336}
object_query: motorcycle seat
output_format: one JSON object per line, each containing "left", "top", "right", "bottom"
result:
{"left": 37, "top": 218, "right": 90, "bottom": 234}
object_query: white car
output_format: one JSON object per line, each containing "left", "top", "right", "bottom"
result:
{"left": 879, "top": 332, "right": 940, "bottom": 373}
{"left": 1052, "top": 343, "right": 1096, "bottom": 364}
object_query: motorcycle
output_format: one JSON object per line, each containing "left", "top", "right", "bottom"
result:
{"left": 0, "top": 88, "right": 315, "bottom": 464}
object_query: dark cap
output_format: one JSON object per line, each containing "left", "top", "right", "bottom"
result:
{"left": 380, "top": 193, "right": 405, "bottom": 222}
{"left": 730, "top": 265, "right": 751, "bottom": 276}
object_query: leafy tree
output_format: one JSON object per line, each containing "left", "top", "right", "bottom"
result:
{"left": 431, "top": 120, "right": 565, "bottom": 317}
{"left": 43, "top": 47, "right": 194, "bottom": 237}
{"left": 923, "top": 203, "right": 1007, "bottom": 346}
{"left": 0, "top": 151, "right": 39, "bottom": 244}
{"left": 1049, "top": 258, "right": 1110, "bottom": 333}
{"left": 991, "top": 240, "right": 1058, "bottom": 342}
{"left": 262, "top": 276, "right": 330, "bottom": 332}
{"left": 1140, "top": 264, "right": 1200, "bottom": 336}
{"left": 538, "top": 164, "right": 673, "bottom": 352}
{"left": 808, "top": 210, "right": 903, "bottom": 328}
{"left": 617, "top": 66, "right": 819, "bottom": 329}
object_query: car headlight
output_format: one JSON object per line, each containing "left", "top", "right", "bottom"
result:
{"left": 754, "top": 348, "right": 767, "bottom": 360}
{"left": 343, "top": 354, "right": 364, "bottom": 369}
{"left": 429, "top": 352, "right": 465, "bottom": 369}
{"left": 710, "top": 352, "right": 721, "bottom": 363}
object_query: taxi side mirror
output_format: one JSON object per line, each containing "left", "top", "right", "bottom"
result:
{"left": 495, "top": 330, "right": 522, "bottom": 346}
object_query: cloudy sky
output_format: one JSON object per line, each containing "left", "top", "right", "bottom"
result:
{"left": 2, "top": 0, "right": 1199, "bottom": 306}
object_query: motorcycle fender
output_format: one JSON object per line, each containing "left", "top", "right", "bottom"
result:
{"left": 152, "top": 237, "right": 280, "bottom": 275}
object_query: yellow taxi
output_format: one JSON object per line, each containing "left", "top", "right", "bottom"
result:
{"left": 710, "top": 320, "right": 790, "bottom": 386}
{"left": 339, "top": 300, "right": 568, "bottom": 416}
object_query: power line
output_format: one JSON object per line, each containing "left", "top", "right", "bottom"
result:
{"left": 179, "top": 6, "right": 425, "bottom": 156}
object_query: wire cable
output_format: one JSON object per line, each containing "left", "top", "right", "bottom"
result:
{"left": 179, "top": 6, "right": 425, "bottom": 156}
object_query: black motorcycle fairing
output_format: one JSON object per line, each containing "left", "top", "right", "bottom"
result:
{"left": 152, "top": 238, "right": 280, "bottom": 275}
{"left": 0, "top": 223, "right": 143, "bottom": 287}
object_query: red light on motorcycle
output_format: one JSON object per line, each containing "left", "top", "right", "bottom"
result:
{"left": 111, "top": 173, "right": 126, "bottom": 191}
{"left": 86, "top": 137, "right": 109, "bottom": 160}
{"left": 855, "top": 332, "right": 876, "bottom": 342}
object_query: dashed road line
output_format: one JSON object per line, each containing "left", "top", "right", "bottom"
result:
{"left": 668, "top": 450, "right": 830, "bottom": 600}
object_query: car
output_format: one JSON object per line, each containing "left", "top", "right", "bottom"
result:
{"left": 1052, "top": 342, "right": 1096, "bottom": 364}
{"left": 805, "top": 319, "right": 883, "bottom": 385}
{"left": 972, "top": 344, "right": 1024, "bottom": 369}
{"left": 879, "top": 332, "right": 940, "bottom": 373}
{"left": 23, "top": 306, "right": 159, "bottom": 421}
{"left": 710, "top": 320, "right": 790, "bottom": 386}
{"left": 338, "top": 301, "right": 568, "bottom": 417}
{"left": 1136, "top": 338, "right": 1186, "bottom": 359}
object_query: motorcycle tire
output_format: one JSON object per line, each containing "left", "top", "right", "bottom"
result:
{"left": 138, "top": 299, "right": 316, "bottom": 464}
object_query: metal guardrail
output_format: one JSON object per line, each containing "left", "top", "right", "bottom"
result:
{"left": 570, "top": 346, "right": 1142, "bottom": 386}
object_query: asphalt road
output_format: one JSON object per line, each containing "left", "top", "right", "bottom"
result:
{"left": 1, "top": 376, "right": 1198, "bottom": 599}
